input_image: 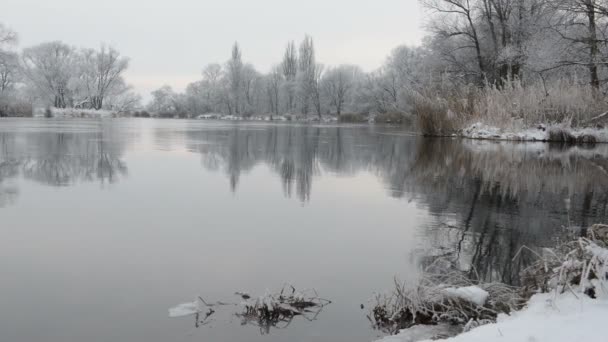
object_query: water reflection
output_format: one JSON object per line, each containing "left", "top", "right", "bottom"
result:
{"left": 0, "top": 126, "right": 127, "bottom": 208}
{"left": 2, "top": 120, "right": 607, "bottom": 285}
{"left": 179, "top": 125, "right": 608, "bottom": 284}
{"left": 2, "top": 119, "right": 608, "bottom": 342}
{"left": 185, "top": 125, "right": 418, "bottom": 202}
{"left": 411, "top": 139, "right": 608, "bottom": 284}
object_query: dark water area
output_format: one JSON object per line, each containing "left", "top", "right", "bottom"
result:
{"left": 1, "top": 118, "right": 607, "bottom": 342}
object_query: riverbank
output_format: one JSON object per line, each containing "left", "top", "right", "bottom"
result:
{"left": 371, "top": 224, "right": 608, "bottom": 342}
{"left": 458, "top": 122, "right": 608, "bottom": 144}
{"left": 376, "top": 291, "right": 607, "bottom": 342}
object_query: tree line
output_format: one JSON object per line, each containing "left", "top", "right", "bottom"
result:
{"left": 0, "top": 23, "right": 139, "bottom": 116}
{"left": 1, "top": 0, "right": 606, "bottom": 120}
{"left": 148, "top": 0, "right": 607, "bottom": 121}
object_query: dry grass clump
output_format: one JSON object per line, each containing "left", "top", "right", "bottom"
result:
{"left": 369, "top": 224, "right": 608, "bottom": 337}
{"left": 368, "top": 259, "right": 525, "bottom": 334}
{"left": 520, "top": 224, "right": 608, "bottom": 298}
{"left": 411, "top": 90, "right": 470, "bottom": 136}
{"left": 412, "top": 79, "right": 607, "bottom": 136}
{"left": 237, "top": 285, "right": 331, "bottom": 334}
{"left": 474, "top": 79, "right": 605, "bottom": 127}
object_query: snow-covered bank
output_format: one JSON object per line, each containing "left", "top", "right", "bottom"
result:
{"left": 194, "top": 113, "right": 340, "bottom": 123}
{"left": 376, "top": 292, "right": 607, "bottom": 342}
{"left": 460, "top": 122, "right": 608, "bottom": 143}
{"left": 373, "top": 224, "right": 608, "bottom": 342}
{"left": 34, "top": 107, "right": 116, "bottom": 118}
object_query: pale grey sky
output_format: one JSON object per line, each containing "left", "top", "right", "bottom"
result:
{"left": 4, "top": 0, "right": 424, "bottom": 96}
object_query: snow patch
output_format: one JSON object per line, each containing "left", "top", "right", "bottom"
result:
{"left": 443, "top": 286, "right": 489, "bottom": 306}
{"left": 34, "top": 107, "right": 116, "bottom": 118}
{"left": 375, "top": 292, "right": 608, "bottom": 342}
{"left": 461, "top": 122, "right": 608, "bottom": 142}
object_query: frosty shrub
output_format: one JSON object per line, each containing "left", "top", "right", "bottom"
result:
{"left": 368, "top": 259, "right": 525, "bottom": 334}
{"left": 520, "top": 224, "right": 608, "bottom": 298}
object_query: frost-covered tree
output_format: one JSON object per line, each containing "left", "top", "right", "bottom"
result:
{"left": 282, "top": 41, "right": 298, "bottom": 112}
{"left": 0, "top": 24, "right": 17, "bottom": 47}
{"left": 297, "top": 35, "right": 323, "bottom": 117}
{"left": 226, "top": 42, "right": 244, "bottom": 115}
{"left": 548, "top": 0, "right": 608, "bottom": 90}
{"left": 103, "top": 79, "right": 141, "bottom": 113}
{"left": 148, "top": 85, "right": 183, "bottom": 116}
{"left": 77, "top": 46, "right": 129, "bottom": 109}
{"left": 0, "top": 23, "right": 18, "bottom": 93}
{"left": 21, "top": 41, "right": 77, "bottom": 108}
{"left": 265, "top": 65, "right": 283, "bottom": 116}
{"left": 322, "top": 65, "right": 361, "bottom": 115}
{"left": 0, "top": 23, "right": 23, "bottom": 116}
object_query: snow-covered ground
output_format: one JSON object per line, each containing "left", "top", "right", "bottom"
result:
{"left": 34, "top": 107, "right": 115, "bottom": 118}
{"left": 194, "top": 113, "right": 339, "bottom": 123}
{"left": 375, "top": 291, "right": 607, "bottom": 342}
{"left": 461, "top": 122, "right": 608, "bottom": 142}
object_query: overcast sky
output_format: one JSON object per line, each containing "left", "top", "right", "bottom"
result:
{"left": 4, "top": 0, "right": 424, "bottom": 97}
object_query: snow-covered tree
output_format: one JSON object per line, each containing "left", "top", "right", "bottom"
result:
{"left": 77, "top": 46, "right": 129, "bottom": 109}
{"left": 322, "top": 65, "right": 361, "bottom": 115}
{"left": 21, "top": 41, "right": 77, "bottom": 108}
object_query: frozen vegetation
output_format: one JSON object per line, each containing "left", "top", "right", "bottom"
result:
{"left": 376, "top": 292, "right": 607, "bottom": 342}
{"left": 372, "top": 224, "right": 608, "bottom": 342}
{"left": 168, "top": 285, "right": 330, "bottom": 333}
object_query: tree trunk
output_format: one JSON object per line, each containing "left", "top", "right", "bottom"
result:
{"left": 586, "top": 1, "right": 600, "bottom": 91}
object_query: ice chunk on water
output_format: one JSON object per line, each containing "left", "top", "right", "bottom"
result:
{"left": 168, "top": 297, "right": 205, "bottom": 318}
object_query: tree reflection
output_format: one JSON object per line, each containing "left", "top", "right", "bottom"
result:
{"left": 0, "top": 127, "right": 127, "bottom": 208}
{"left": 187, "top": 125, "right": 419, "bottom": 202}
{"left": 184, "top": 125, "right": 608, "bottom": 285}
{"left": 411, "top": 139, "right": 608, "bottom": 284}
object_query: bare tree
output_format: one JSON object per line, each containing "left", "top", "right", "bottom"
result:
{"left": 21, "top": 41, "right": 76, "bottom": 108}
{"left": 322, "top": 65, "right": 360, "bottom": 115}
{"left": 226, "top": 42, "right": 243, "bottom": 115}
{"left": 266, "top": 65, "right": 283, "bottom": 116}
{"left": 422, "top": 0, "right": 487, "bottom": 82}
{"left": 0, "top": 52, "right": 18, "bottom": 94}
{"left": 282, "top": 41, "right": 298, "bottom": 112}
{"left": 549, "top": 0, "right": 608, "bottom": 90}
{"left": 79, "top": 46, "right": 129, "bottom": 109}
{"left": 297, "top": 35, "right": 320, "bottom": 116}
{"left": 0, "top": 24, "right": 17, "bottom": 47}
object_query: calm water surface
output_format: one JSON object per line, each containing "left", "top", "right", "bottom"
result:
{"left": 1, "top": 118, "right": 607, "bottom": 342}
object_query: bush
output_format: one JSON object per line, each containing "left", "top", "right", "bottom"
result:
{"left": 338, "top": 113, "right": 367, "bottom": 123}
{"left": 412, "top": 92, "right": 466, "bottom": 136}
{"left": 547, "top": 127, "right": 576, "bottom": 143}
{"left": 0, "top": 100, "right": 34, "bottom": 117}
{"left": 368, "top": 259, "right": 524, "bottom": 334}
{"left": 520, "top": 224, "right": 608, "bottom": 298}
